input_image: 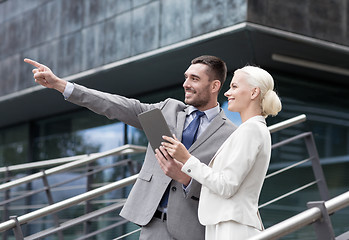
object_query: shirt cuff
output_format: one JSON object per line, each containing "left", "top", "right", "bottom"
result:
{"left": 182, "top": 178, "right": 193, "bottom": 194}
{"left": 181, "top": 155, "right": 199, "bottom": 177}
{"left": 63, "top": 82, "right": 74, "bottom": 100}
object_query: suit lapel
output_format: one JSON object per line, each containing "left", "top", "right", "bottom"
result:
{"left": 209, "top": 132, "right": 233, "bottom": 166}
{"left": 176, "top": 108, "right": 188, "bottom": 141}
{"left": 188, "top": 109, "right": 226, "bottom": 153}
{"left": 208, "top": 116, "right": 264, "bottom": 164}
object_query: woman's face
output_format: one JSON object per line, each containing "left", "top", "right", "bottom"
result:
{"left": 224, "top": 71, "right": 254, "bottom": 113}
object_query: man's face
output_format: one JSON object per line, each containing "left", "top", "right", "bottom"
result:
{"left": 183, "top": 63, "right": 213, "bottom": 109}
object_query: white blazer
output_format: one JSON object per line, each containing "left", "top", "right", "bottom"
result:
{"left": 181, "top": 115, "right": 271, "bottom": 230}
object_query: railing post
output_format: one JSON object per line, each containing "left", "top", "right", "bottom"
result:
{"left": 83, "top": 163, "right": 93, "bottom": 236}
{"left": 304, "top": 133, "right": 330, "bottom": 201}
{"left": 9, "top": 216, "right": 23, "bottom": 240}
{"left": 2, "top": 167, "right": 11, "bottom": 240}
{"left": 41, "top": 171, "right": 63, "bottom": 240}
{"left": 127, "top": 160, "right": 135, "bottom": 175}
{"left": 307, "top": 201, "right": 335, "bottom": 240}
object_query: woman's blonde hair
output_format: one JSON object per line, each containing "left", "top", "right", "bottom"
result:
{"left": 235, "top": 66, "right": 282, "bottom": 117}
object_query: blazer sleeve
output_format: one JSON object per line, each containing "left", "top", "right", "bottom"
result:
{"left": 67, "top": 83, "right": 169, "bottom": 129}
{"left": 181, "top": 122, "right": 263, "bottom": 198}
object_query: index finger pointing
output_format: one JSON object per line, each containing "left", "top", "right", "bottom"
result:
{"left": 24, "top": 58, "right": 42, "bottom": 68}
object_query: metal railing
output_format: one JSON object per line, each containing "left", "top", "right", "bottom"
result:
{"left": 0, "top": 144, "right": 146, "bottom": 239}
{"left": 0, "top": 155, "right": 88, "bottom": 175}
{"left": 268, "top": 114, "right": 306, "bottom": 133}
{"left": 3, "top": 114, "right": 339, "bottom": 240}
{"left": 0, "top": 144, "right": 146, "bottom": 191}
{"left": 0, "top": 158, "right": 135, "bottom": 210}
{"left": 249, "top": 190, "right": 349, "bottom": 240}
{"left": 0, "top": 175, "right": 138, "bottom": 238}
{"left": 258, "top": 131, "right": 330, "bottom": 210}
{"left": 115, "top": 114, "right": 315, "bottom": 240}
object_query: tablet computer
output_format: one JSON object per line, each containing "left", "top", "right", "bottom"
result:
{"left": 138, "top": 108, "right": 173, "bottom": 153}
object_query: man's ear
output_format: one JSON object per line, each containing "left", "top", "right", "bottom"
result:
{"left": 251, "top": 87, "right": 261, "bottom": 100}
{"left": 212, "top": 80, "right": 221, "bottom": 93}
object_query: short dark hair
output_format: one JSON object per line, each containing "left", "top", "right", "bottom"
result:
{"left": 191, "top": 55, "right": 227, "bottom": 89}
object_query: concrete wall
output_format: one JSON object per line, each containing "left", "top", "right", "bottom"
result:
{"left": 0, "top": 0, "right": 348, "bottom": 98}
{"left": 0, "top": 0, "right": 246, "bottom": 97}
{"left": 247, "top": 0, "right": 348, "bottom": 46}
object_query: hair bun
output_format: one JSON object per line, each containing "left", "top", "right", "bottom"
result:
{"left": 262, "top": 90, "right": 282, "bottom": 117}
{"left": 236, "top": 66, "right": 282, "bottom": 117}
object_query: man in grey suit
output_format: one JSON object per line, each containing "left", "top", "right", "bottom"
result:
{"left": 25, "top": 55, "right": 236, "bottom": 240}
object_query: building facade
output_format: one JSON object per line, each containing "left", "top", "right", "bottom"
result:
{"left": 0, "top": 0, "right": 348, "bottom": 239}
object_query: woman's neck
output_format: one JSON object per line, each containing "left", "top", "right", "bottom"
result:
{"left": 240, "top": 108, "right": 262, "bottom": 123}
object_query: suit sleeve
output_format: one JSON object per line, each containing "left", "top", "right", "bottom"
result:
{"left": 67, "top": 83, "right": 168, "bottom": 129}
{"left": 181, "top": 123, "right": 263, "bottom": 198}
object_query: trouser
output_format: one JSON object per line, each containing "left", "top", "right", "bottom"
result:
{"left": 139, "top": 211, "right": 175, "bottom": 240}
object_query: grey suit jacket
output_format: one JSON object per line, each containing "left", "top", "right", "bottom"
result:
{"left": 68, "top": 84, "right": 236, "bottom": 240}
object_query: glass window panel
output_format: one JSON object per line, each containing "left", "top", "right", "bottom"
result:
{"left": 0, "top": 124, "right": 29, "bottom": 166}
{"left": 33, "top": 110, "right": 124, "bottom": 160}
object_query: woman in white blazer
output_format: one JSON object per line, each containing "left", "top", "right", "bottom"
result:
{"left": 156, "top": 66, "right": 282, "bottom": 239}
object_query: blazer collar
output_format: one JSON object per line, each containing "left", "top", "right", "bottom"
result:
{"left": 210, "top": 115, "right": 266, "bottom": 163}
{"left": 176, "top": 106, "right": 230, "bottom": 152}
{"left": 243, "top": 115, "right": 266, "bottom": 125}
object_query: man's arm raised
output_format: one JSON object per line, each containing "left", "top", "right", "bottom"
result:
{"left": 24, "top": 58, "right": 67, "bottom": 93}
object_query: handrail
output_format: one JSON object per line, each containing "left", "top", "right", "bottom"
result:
{"left": 249, "top": 190, "right": 349, "bottom": 240}
{"left": 0, "top": 159, "right": 134, "bottom": 207}
{"left": 25, "top": 203, "right": 127, "bottom": 239}
{"left": 265, "top": 157, "right": 313, "bottom": 179}
{"left": 0, "top": 144, "right": 146, "bottom": 174}
{"left": 268, "top": 114, "right": 306, "bottom": 133}
{"left": 0, "top": 144, "right": 146, "bottom": 192}
{"left": 0, "top": 174, "right": 139, "bottom": 232}
{"left": 258, "top": 181, "right": 318, "bottom": 209}
{"left": 0, "top": 155, "right": 86, "bottom": 173}
{"left": 271, "top": 132, "right": 311, "bottom": 149}
{"left": 113, "top": 228, "right": 141, "bottom": 240}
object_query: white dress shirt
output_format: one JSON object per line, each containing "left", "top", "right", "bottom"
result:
{"left": 63, "top": 81, "right": 74, "bottom": 99}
